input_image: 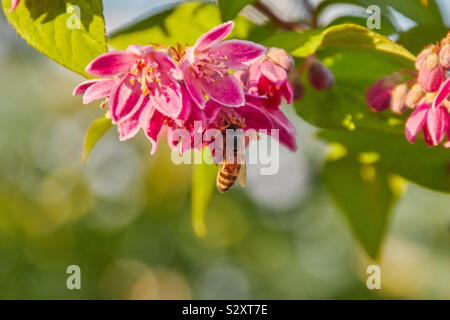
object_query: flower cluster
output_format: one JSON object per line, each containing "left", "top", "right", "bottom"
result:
{"left": 366, "top": 33, "right": 450, "bottom": 148}
{"left": 74, "top": 22, "right": 297, "bottom": 156}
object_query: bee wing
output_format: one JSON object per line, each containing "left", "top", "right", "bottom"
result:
{"left": 238, "top": 163, "right": 247, "bottom": 188}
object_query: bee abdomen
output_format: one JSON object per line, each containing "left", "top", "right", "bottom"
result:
{"left": 217, "top": 167, "right": 239, "bottom": 193}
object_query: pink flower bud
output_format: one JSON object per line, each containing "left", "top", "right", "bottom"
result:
{"left": 307, "top": 60, "right": 334, "bottom": 90}
{"left": 266, "top": 48, "right": 295, "bottom": 72}
{"left": 390, "top": 83, "right": 409, "bottom": 114}
{"left": 405, "top": 83, "right": 426, "bottom": 109}
{"left": 439, "top": 43, "right": 450, "bottom": 68}
{"left": 366, "top": 72, "right": 403, "bottom": 112}
{"left": 415, "top": 45, "right": 436, "bottom": 71}
{"left": 418, "top": 53, "right": 445, "bottom": 92}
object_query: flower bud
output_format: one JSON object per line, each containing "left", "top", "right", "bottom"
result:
{"left": 266, "top": 48, "right": 295, "bottom": 72}
{"left": 415, "top": 45, "right": 436, "bottom": 70}
{"left": 390, "top": 83, "right": 409, "bottom": 114}
{"left": 405, "top": 83, "right": 425, "bottom": 109}
{"left": 418, "top": 53, "right": 445, "bottom": 92}
{"left": 439, "top": 43, "right": 450, "bottom": 68}
{"left": 366, "top": 72, "right": 403, "bottom": 112}
{"left": 307, "top": 60, "right": 334, "bottom": 90}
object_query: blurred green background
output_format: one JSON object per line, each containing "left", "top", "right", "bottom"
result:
{"left": 0, "top": 0, "right": 449, "bottom": 299}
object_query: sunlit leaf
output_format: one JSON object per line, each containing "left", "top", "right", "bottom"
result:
{"left": 263, "top": 24, "right": 415, "bottom": 61}
{"left": 319, "top": 129, "right": 450, "bottom": 193}
{"left": 191, "top": 147, "right": 217, "bottom": 238}
{"left": 364, "top": 0, "right": 443, "bottom": 26}
{"left": 327, "top": 15, "right": 397, "bottom": 36}
{"left": 398, "top": 24, "right": 448, "bottom": 55}
{"left": 108, "top": 1, "right": 273, "bottom": 50}
{"left": 2, "top": 0, "right": 107, "bottom": 78}
{"left": 82, "top": 115, "right": 112, "bottom": 164}
{"left": 316, "top": 0, "right": 444, "bottom": 27}
{"left": 323, "top": 152, "right": 399, "bottom": 259}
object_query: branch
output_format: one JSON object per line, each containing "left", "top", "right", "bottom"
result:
{"left": 253, "top": 1, "right": 305, "bottom": 31}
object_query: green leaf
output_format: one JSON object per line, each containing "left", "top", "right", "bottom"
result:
{"left": 398, "top": 24, "right": 449, "bottom": 55}
{"left": 327, "top": 15, "right": 397, "bottom": 36}
{"left": 360, "top": 0, "right": 444, "bottom": 26}
{"left": 317, "top": 0, "right": 444, "bottom": 27}
{"left": 2, "top": 0, "right": 107, "bottom": 78}
{"left": 263, "top": 24, "right": 415, "bottom": 61}
{"left": 263, "top": 24, "right": 414, "bottom": 137}
{"left": 323, "top": 152, "right": 400, "bottom": 259}
{"left": 218, "top": 0, "right": 255, "bottom": 21}
{"left": 82, "top": 115, "right": 112, "bottom": 164}
{"left": 319, "top": 130, "right": 450, "bottom": 193}
{"left": 109, "top": 2, "right": 273, "bottom": 50}
{"left": 191, "top": 148, "right": 217, "bottom": 238}
{"left": 295, "top": 46, "right": 413, "bottom": 135}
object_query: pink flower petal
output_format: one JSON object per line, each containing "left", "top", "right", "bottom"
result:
{"left": 83, "top": 79, "right": 116, "bottom": 104}
{"left": 236, "top": 104, "right": 272, "bottom": 131}
{"left": 126, "top": 45, "right": 154, "bottom": 56}
{"left": 150, "top": 78, "right": 182, "bottom": 118}
{"left": 244, "top": 93, "right": 268, "bottom": 107}
{"left": 210, "top": 40, "right": 266, "bottom": 69}
{"left": 9, "top": 0, "right": 20, "bottom": 11}
{"left": 264, "top": 108, "right": 297, "bottom": 151}
{"left": 184, "top": 68, "right": 206, "bottom": 108}
{"left": 201, "top": 74, "right": 244, "bottom": 107}
{"left": 422, "top": 124, "right": 434, "bottom": 146}
{"left": 194, "top": 21, "right": 234, "bottom": 52}
{"left": 433, "top": 78, "right": 450, "bottom": 109}
{"left": 405, "top": 103, "right": 430, "bottom": 144}
{"left": 426, "top": 105, "right": 448, "bottom": 146}
{"left": 85, "top": 51, "right": 135, "bottom": 77}
{"left": 281, "top": 81, "right": 294, "bottom": 105}
{"left": 109, "top": 76, "right": 144, "bottom": 123}
{"left": 260, "top": 59, "right": 288, "bottom": 85}
{"left": 139, "top": 105, "right": 164, "bottom": 155}
{"left": 73, "top": 79, "right": 103, "bottom": 96}
{"left": 234, "top": 70, "right": 248, "bottom": 88}
{"left": 152, "top": 50, "right": 179, "bottom": 72}
{"left": 175, "top": 84, "right": 193, "bottom": 122}
{"left": 204, "top": 100, "right": 222, "bottom": 122}
{"left": 117, "top": 109, "right": 141, "bottom": 141}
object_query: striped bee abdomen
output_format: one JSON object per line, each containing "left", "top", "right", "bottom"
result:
{"left": 216, "top": 164, "right": 241, "bottom": 193}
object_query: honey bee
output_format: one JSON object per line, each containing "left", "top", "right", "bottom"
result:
{"left": 216, "top": 116, "right": 247, "bottom": 193}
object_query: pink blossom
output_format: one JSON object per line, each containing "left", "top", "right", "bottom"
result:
{"left": 121, "top": 85, "right": 204, "bottom": 154}
{"left": 181, "top": 21, "right": 266, "bottom": 108}
{"left": 366, "top": 72, "right": 403, "bottom": 112}
{"left": 9, "top": 0, "right": 20, "bottom": 11}
{"left": 236, "top": 57, "right": 293, "bottom": 110}
{"left": 417, "top": 49, "right": 445, "bottom": 92}
{"left": 245, "top": 94, "right": 297, "bottom": 151}
{"left": 84, "top": 45, "right": 183, "bottom": 122}
{"left": 266, "top": 48, "right": 295, "bottom": 72}
{"left": 405, "top": 78, "right": 450, "bottom": 146}
{"left": 74, "top": 46, "right": 196, "bottom": 153}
